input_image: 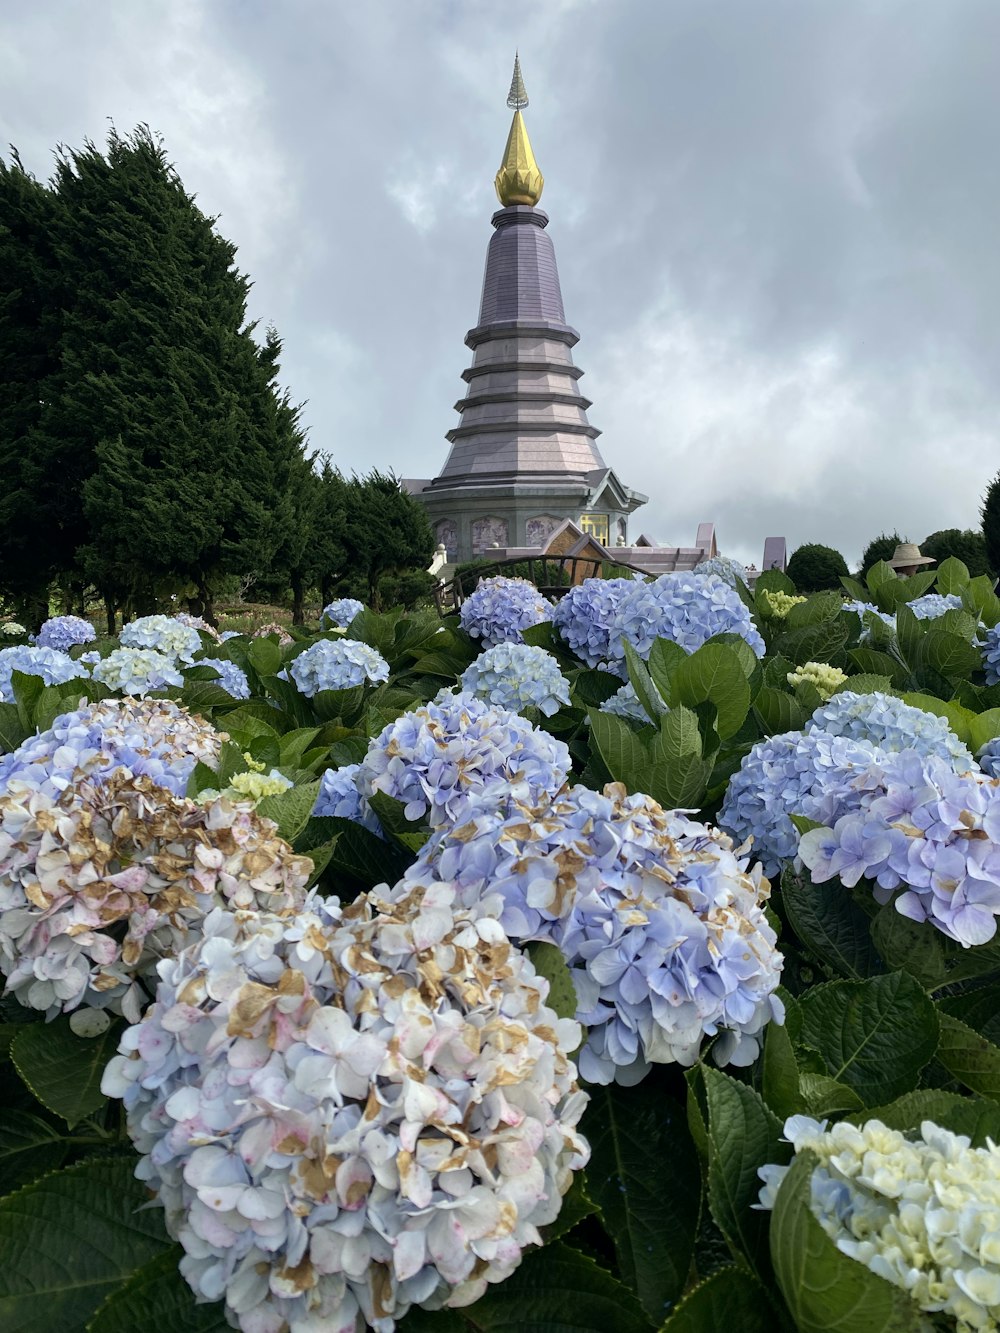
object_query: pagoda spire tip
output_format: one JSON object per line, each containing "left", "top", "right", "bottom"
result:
{"left": 506, "top": 52, "right": 529, "bottom": 110}
{"left": 496, "top": 53, "right": 543, "bottom": 206}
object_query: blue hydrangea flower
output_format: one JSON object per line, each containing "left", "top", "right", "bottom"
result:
{"left": 313, "top": 763, "right": 385, "bottom": 837}
{"left": 35, "top": 615, "right": 96, "bottom": 652}
{"left": 0, "top": 646, "right": 90, "bottom": 703}
{"left": 606, "top": 573, "right": 765, "bottom": 677}
{"left": 979, "top": 737, "right": 1000, "bottom": 777}
{"left": 398, "top": 782, "right": 784, "bottom": 1082}
{"left": 981, "top": 625, "right": 1000, "bottom": 686}
{"left": 286, "top": 638, "right": 389, "bottom": 697}
{"left": 79, "top": 651, "right": 102, "bottom": 666}
{"left": 192, "top": 657, "right": 251, "bottom": 700}
{"left": 0, "top": 696, "right": 222, "bottom": 799}
{"left": 458, "top": 576, "right": 551, "bottom": 648}
{"left": 907, "top": 592, "right": 964, "bottom": 621}
{"left": 551, "top": 577, "right": 640, "bottom": 667}
{"left": 841, "top": 600, "right": 897, "bottom": 644}
{"left": 319, "top": 597, "right": 365, "bottom": 629}
{"left": 718, "top": 731, "right": 886, "bottom": 878}
{"left": 598, "top": 681, "right": 659, "bottom": 724}
{"left": 119, "top": 615, "right": 202, "bottom": 663}
{"left": 92, "top": 647, "right": 184, "bottom": 696}
{"left": 799, "top": 749, "right": 1000, "bottom": 947}
{"left": 806, "top": 690, "right": 974, "bottom": 769}
{"left": 358, "top": 692, "right": 571, "bottom": 827}
{"left": 459, "top": 643, "right": 571, "bottom": 717}
{"left": 693, "top": 555, "right": 749, "bottom": 588}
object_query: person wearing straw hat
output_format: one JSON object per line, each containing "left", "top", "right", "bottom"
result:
{"left": 887, "top": 541, "right": 936, "bottom": 576}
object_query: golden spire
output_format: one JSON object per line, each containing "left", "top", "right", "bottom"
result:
{"left": 495, "top": 53, "right": 544, "bottom": 207}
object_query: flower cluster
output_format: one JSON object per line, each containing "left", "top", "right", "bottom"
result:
{"left": 102, "top": 886, "right": 589, "bottom": 1332}
{"left": 252, "top": 622, "right": 293, "bottom": 645}
{"left": 226, "top": 769, "right": 293, "bottom": 802}
{"left": 0, "top": 772, "right": 310, "bottom": 1020}
{"left": 357, "top": 693, "right": 571, "bottom": 828}
{"left": 92, "top": 647, "right": 184, "bottom": 696}
{"left": 799, "top": 749, "right": 1000, "bottom": 946}
{"left": 313, "top": 763, "right": 385, "bottom": 837}
{"left": 981, "top": 624, "right": 1000, "bottom": 687}
{"left": 0, "top": 645, "right": 90, "bottom": 703}
{"left": 841, "top": 599, "right": 897, "bottom": 641}
{"left": 806, "top": 690, "right": 974, "bottom": 769}
{"left": 120, "top": 614, "right": 202, "bottom": 663}
{"left": 1, "top": 622, "right": 26, "bottom": 638}
{"left": 320, "top": 597, "right": 365, "bottom": 629}
{"left": 598, "top": 681, "right": 655, "bottom": 724}
{"left": 693, "top": 555, "right": 749, "bottom": 588}
{"left": 0, "top": 696, "right": 223, "bottom": 799}
{"left": 759, "top": 1116, "right": 1000, "bottom": 1332}
{"left": 758, "top": 589, "right": 807, "bottom": 619}
{"left": 458, "top": 576, "right": 551, "bottom": 648}
{"left": 786, "top": 660, "right": 849, "bottom": 701}
{"left": 550, "top": 577, "right": 640, "bottom": 667}
{"left": 401, "top": 782, "right": 784, "bottom": 1082}
{"left": 907, "top": 592, "right": 964, "bottom": 621}
{"left": 194, "top": 657, "right": 251, "bottom": 700}
{"left": 287, "top": 639, "right": 389, "bottom": 697}
{"left": 459, "top": 643, "right": 571, "bottom": 718}
{"left": 174, "top": 612, "right": 223, "bottom": 643}
{"left": 979, "top": 737, "right": 1000, "bottom": 778}
{"left": 35, "top": 615, "right": 96, "bottom": 652}
{"left": 606, "top": 573, "right": 765, "bottom": 676}
{"left": 718, "top": 730, "right": 884, "bottom": 879}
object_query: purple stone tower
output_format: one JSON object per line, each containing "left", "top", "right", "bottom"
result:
{"left": 409, "top": 57, "right": 646, "bottom": 564}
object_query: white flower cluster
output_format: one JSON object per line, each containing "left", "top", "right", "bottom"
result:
{"left": 787, "top": 661, "right": 849, "bottom": 701}
{"left": 103, "top": 885, "right": 589, "bottom": 1332}
{"left": 0, "top": 773, "right": 310, "bottom": 1021}
{"left": 458, "top": 643, "right": 571, "bottom": 718}
{"left": 92, "top": 647, "right": 184, "bottom": 696}
{"left": 120, "top": 614, "right": 203, "bottom": 663}
{"left": 759, "top": 1115, "right": 1000, "bottom": 1332}
{"left": 758, "top": 589, "right": 807, "bottom": 619}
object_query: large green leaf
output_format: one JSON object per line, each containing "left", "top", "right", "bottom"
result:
{"left": 935, "top": 555, "right": 971, "bottom": 594}
{"left": 762, "top": 1018, "right": 803, "bottom": 1121}
{"left": 584, "top": 1082, "right": 701, "bottom": 1320}
{"left": 865, "top": 559, "right": 898, "bottom": 600}
{"left": 849, "top": 1089, "right": 1000, "bottom": 1146}
{"left": 847, "top": 648, "right": 907, "bottom": 686}
{"left": 671, "top": 643, "right": 750, "bottom": 739}
{"left": 10, "top": 1017, "right": 124, "bottom": 1127}
{"left": 780, "top": 871, "right": 883, "bottom": 980}
{"left": 963, "top": 575, "right": 1000, "bottom": 628}
{"left": 752, "top": 686, "right": 806, "bottom": 736}
{"left": 755, "top": 570, "right": 796, "bottom": 598}
{"left": 969, "top": 708, "right": 1000, "bottom": 752}
{"left": 771, "top": 1150, "right": 923, "bottom": 1332}
{"left": 644, "top": 753, "right": 713, "bottom": 809}
{"left": 776, "top": 619, "right": 848, "bottom": 667}
{"left": 936, "top": 1011, "right": 1000, "bottom": 1099}
{"left": 87, "top": 1248, "right": 228, "bottom": 1333}
{"left": 647, "top": 638, "right": 688, "bottom": 703}
{"left": 798, "top": 973, "right": 938, "bottom": 1105}
{"left": 0, "top": 702, "right": 30, "bottom": 752}
{"left": 255, "top": 780, "right": 321, "bottom": 843}
{"left": 659, "top": 1266, "right": 779, "bottom": 1333}
{"left": 702, "top": 1067, "right": 790, "bottom": 1280}
{"left": 0, "top": 1112, "right": 68, "bottom": 1196}
{"left": 652, "top": 705, "right": 702, "bottom": 763}
{"left": 869, "top": 904, "right": 947, "bottom": 990}
{"left": 587, "top": 709, "right": 648, "bottom": 788}
{"left": 526, "top": 943, "right": 578, "bottom": 1023}
{"left": 785, "top": 591, "right": 843, "bottom": 628}
{"left": 918, "top": 629, "right": 981, "bottom": 681}
{"left": 0, "top": 1157, "right": 170, "bottom": 1333}
{"left": 624, "top": 641, "right": 669, "bottom": 721}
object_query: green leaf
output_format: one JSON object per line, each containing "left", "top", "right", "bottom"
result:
{"left": 755, "top": 569, "right": 796, "bottom": 598}
{"left": 310, "top": 684, "right": 367, "bottom": 725}
{"left": 647, "top": 638, "right": 688, "bottom": 703}
{"left": 0, "top": 1112, "right": 68, "bottom": 1196}
{"left": 918, "top": 629, "right": 982, "bottom": 681}
{"left": 789, "top": 813, "right": 824, "bottom": 836}
{"left": 781, "top": 870, "right": 883, "bottom": 980}
{"left": 785, "top": 591, "right": 843, "bottom": 628}
{"left": 254, "top": 780, "right": 321, "bottom": 843}
{"left": 584, "top": 1082, "right": 701, "bottom": 1320}
{"left": 893, "top": 603, "right": 923, "bottom": 666}
{"left": 623, "top": 641, "right": 668, "bottom": 722}
{"left": 964, "top": 575, "right": 1000, "bottom": 628}
{"left": 798, "top": 1073, "right": 863, "bottom": 1117}
{"left": 0, "top": 702, "right": 30, "bottom": 752}
{"left": 526, "top": 943, "right": 578, "bottom": 1023}
{"left": 865, "top": 559, "right": 898, "bottom": 599}
{"left": 847, "top": 647, "right": 907, "bottom": 685}
{"left": 899, "top": 692, "right": 974, "bottom": 744}
{"left": 702, "top": 1066, "right": 790, "bottom": 1280}
{"left": 771, "top": 1149, "right": 924, "bottom": 1332}
{"left": 970, "top": 708, "right": 1000, "bottom": 752}
{"left": 10, "top": 1017, "right": 124, "bottom": 1127}
{"left": 869, "top": 904, "right": 947, "bottom": 989}
{"left": 539, "top": 1176, "right": 598, "bottom": 1245}
{"left": 935, "top": 555, "right": 971, "bottom": 594}
{"left": 840, "top": 576, "right": 869, "bottom": 601}
{"left": 211, "top": 703, "right": 282, "bottom": 738}
{"left": 587, "top": 709, "right": 649, "bottom": 788}
{"left": 184, "top": 759, "right": 219, "bottom": 798}
{"left": 762, "top": 1018, "right": 803, "bottom": 1121}
{"left": 798, "top": 973, "right": 939, "bottom": 1105}
{"left": 644, "top": 753, "right": 714, "bottom": 809}
{"left": 831, "top": 673, "right": 892, "bottom": 696}
{"left": 324, "top": 820, "right": 412, "bottom": 892}
{"left": 87, "top": 1247, "right": 229, "bottom": 1333}
{"left": 0, "top": 1156, "right": 170, "bottom": 1333}
{"left": 849, "top": 1090, "right": 1000, "bottom": 1146}
{"left": 651, "top": 705, "right": 702, "bottom": 763}
{"left": 936, "top": 1011, "right": 1000, "bottom": 1099}
{"left": 571, "top": 669, "right": 622, "bottom": 707}
{"left": 672, "top": 643, "right": 750, "bottom": 739}
{"left": 752, "top": 686, "right": 806, "bottom": 736}
{"left": 659, "top": 1266, "right": 778, "bottom": 1333}
{"left": 246, "top": 636, "right": 282, "bottom": 677}
{"left": 776, "top": 619, "right": 849, "bottom": 667}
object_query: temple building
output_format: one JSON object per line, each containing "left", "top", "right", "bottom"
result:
{"left": 406, "top": 56, "right": 648, "bottom": 564}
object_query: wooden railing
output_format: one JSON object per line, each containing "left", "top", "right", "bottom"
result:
{"left": 433, "top": 555, "right": 647, "bottom": 615}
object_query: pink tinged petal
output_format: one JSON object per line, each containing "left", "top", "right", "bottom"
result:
{"left": 164, "top": 1085, "right": 202, "bottom": 1121}
{"left": 305, "top": 1005, "right": 354, "bottom": 1055}
{"left": 399, "top": 1153, "right": 434, "bottom": 1208}
{"left": 197, "top": 1183, "right": 247, "bottom": 1212}
{"left": 392, "top": 1229, "right": 427, "bottom": 1281}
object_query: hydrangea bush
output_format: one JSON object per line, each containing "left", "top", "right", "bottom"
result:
{"left": 92, "top": 646, "right": 185, "bottom": 695}
{"left": 458, "top": 576, "right": 551, "bottom": 648}
{"left": 458, "top": 642, "right": 571, "bottom": 717}
{"left": 320, "top": 596, "right": 365, "bottom": 629}
{"left": 0, "top": 644, "right": 90, "bottom": 702}
{"left": 35, "top": 614, "right": 96, "bottom": 652}
{"left": 287, "top": 638, "right": 390, "bottom": 696}
{"left": 551, "top": 576, "right": 639, "bottom": 667}
{"left": 193, "top": 656, "right": 251, "bottom": 700}
{"left": 119, "top": 614, "right": 202, "bottom": 663}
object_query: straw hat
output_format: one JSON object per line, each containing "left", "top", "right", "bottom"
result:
{"left": 887, "top": 542, "right": 935, "bottom": 569}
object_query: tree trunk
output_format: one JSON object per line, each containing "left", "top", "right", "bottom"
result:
{"left": 197, "top": 577, "right": 217, "bottom": 628}
{"left": 320, "top": 574, "right": 334, "bottom": 607}
{"left": 104, "top": 594, "right": 117, "bottom": 637}
{"left": 291, "top": 572, "right": 305, "bottom": 625}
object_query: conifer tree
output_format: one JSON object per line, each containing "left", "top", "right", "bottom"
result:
{"left": 342, "top": 471, "right": 434, "bottom": 609}
{"left": 982, "top": 474, "right": 1000, "bottom": 579}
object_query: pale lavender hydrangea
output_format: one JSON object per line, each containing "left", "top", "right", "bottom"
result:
{"left": 287, "top": 639, "right": 389, "bottom": 697}
{"left": 102, "top": 886, "right": 589, "bottom": 1332}
{"left": 120, "top": 614, "right": 202, "bottom": 663}
{"left": 35, "top": 615, "right": 96, "bottom": 652}
{"left": 0, "top": 696, "right": 223, "bottom": 799}
{"left": 459, "top": 643, "right": 570, "bottom": 717}
{"left": 799, "top": 749, "right": 1000, "bottom": 947}
{"left": 841, "top": 600, "right": 896, "bottom": 643}
{"left": 92, "top": 647, "right": 184, "bottom": 696}
{"left": 979, "top": 737, "right": 1000, "bottom": 777}
{"left": 399, "top": 782, "right": 784, "bottom": 1083}
{"left": 193, "top": 657, "right": 251, "bottom": 700}
{"left": 0, "top": 645, "right": 90, "bottom": 703}
{"left": 550, "top": 577, "right": 640, "bottom": 667}
{"left": 313, "top": 763, "right": 384, "bottom": 837}
{"left": 718, "top": 730, "right": 886, "bottom": 879}
{"left": 907, "top": 592, "right": 964, "bottom": 620}
{"left": 598, "top": 681, "right": 655, "bottom": 724}
{"left": 693, "top": 555, "right": 749, "bottom": 588}
{"left": 0, "top": 772, "right": 310, "bottom": 1020}
{"left": 319, "top": 597, "right": 365, "bottom": 629}
{"left": 980, "top": 624, "right": 1000, "bottom": 686}
{"left": 606, "top": 572, "right": 765, "bottom": 677}
{"left": 458, "top": 576, "right": 551, "bottom": 648}
{"left": 806, "top": 690, "right": 974, "bottom": 770}
{"left": 357, "top": 693, "right": 571, "bottom": 828}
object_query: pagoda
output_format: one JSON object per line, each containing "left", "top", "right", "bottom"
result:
{"left": 408, "top": 55, "right": 647, "bottom": 565}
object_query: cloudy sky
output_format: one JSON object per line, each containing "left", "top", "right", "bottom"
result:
{"left": 3, "top": 0, "right": 999, "bottom": 568}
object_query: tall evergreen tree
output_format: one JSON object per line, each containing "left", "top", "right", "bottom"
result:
{"left": 342, "top": 471, "right": 434, "bottom": 609}
{"left": 982, "top": 474, "right": 1000, "bottom": 579}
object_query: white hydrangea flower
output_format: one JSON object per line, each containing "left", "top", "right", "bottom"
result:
{"left": 92, "top": 647, "right": 184, "bottom": 696}
{"left": 120, "top": 614, "right": 203, "bottom": 662}
{"left": 103, "top": 884, "right": 589, "bottom": 1332}
{"left": 787, "top": 661, "right": 849, "bottom": 701}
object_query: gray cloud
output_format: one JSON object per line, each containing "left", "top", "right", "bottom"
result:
{"left": 3, "top": 0, "right": 997, "bottom": 568}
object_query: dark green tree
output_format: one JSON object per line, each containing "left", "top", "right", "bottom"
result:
{"left": 312, "top": 461, "right": 350, "bottom": 608}
{"left": 982, "top": 473, "right": 1000, "bottom": 579}
{"left": 858, "top": 532, "right": 902, "bottom": 578}
{"left": 786, "top": 542, "right": 850, "bottom": 593}
{"left": 922, "top": 528, "right": 991, "bottom": 578}
{"left": 341, "top": 471, "right": 434, "bottom": 610}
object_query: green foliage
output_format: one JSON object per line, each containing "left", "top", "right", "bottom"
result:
{"left": 858, "top": 531, "right": 902, "bottom": 578}
{"left": 786, "top": 543, "right": 850, "bottom": 593}
{"left": 922, "top": 527, "right": 991, "bottom": 577}
{"left": 982, "top": 469, "right": 1000, "bottom": 577}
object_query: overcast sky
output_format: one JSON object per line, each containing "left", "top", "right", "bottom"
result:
{"left": 4, "top": 0, "right": 999, "bottom": 568}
